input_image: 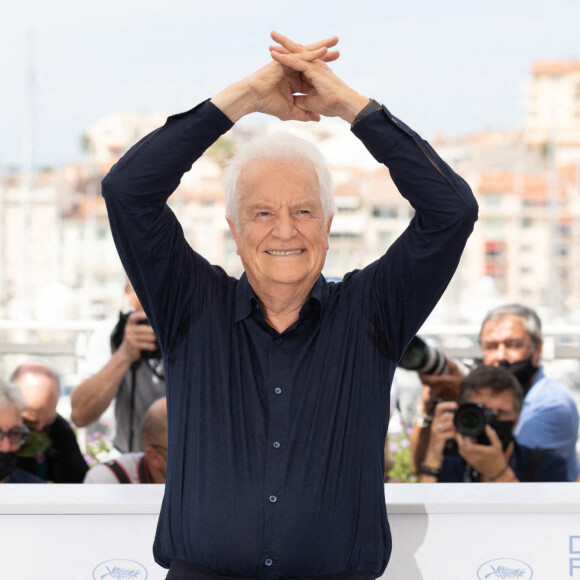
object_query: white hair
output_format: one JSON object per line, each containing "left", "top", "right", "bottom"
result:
{"left": 0, "top": 379, "right": 25, "bottom": 412}
{"left": 222, "top": 132, "right": 335, "bottom": 225}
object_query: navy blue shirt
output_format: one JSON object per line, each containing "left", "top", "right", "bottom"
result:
{"left": 7, "top": 467, "right": 44, "bottom": 483}
{"left": 102, "top": 100, "right": 477, "bottom": 577}
{"left": 438, "top": 441, "right": 569, "bottom": 482}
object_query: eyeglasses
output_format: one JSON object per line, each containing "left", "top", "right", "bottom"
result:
{"left": 0, "top": 425, "right": 29, "bottom": 446}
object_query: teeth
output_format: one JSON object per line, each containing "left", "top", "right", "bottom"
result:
{"left": 268, "top": 250, "right": 303, "bottom": 256}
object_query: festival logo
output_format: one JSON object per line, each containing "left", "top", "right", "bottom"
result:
{"left": 93, "top": 559, "right": 148, "bottom": 579}
{"left": 477, "top": 558, "right": 533, "bottom": 579}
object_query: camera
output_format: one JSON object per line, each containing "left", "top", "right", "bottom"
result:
{"left": 136, "top": 319, "right": 162, "bottom": 359}
{"left": 398, "top": 336, "right": 449, "bottom": 375}
{"left": 453, "top": 402, "right": 498, "bottom": 445}
{"left": 111, "top": 312, "right": 162, "bottom": 360}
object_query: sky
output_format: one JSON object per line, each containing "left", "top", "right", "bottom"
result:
{"left": 1, "top": 0, "right": 579, "bottom": 169}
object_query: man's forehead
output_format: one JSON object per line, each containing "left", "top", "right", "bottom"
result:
{"left": 481, "top": 314, "right": 529, "bottom": 339}
{"left": 468, "top": 387, "right": 514, "bottom": 408}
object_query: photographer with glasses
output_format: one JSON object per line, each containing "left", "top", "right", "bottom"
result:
{"left": 417, "top": 365, "right": 567, "bottom": 483}
{"left": 0, "top": 379, "right": 43, "bottom": 484}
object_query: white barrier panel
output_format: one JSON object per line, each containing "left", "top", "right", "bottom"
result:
{"left": 1, "top": 483, "right": 579, "bottom": 580}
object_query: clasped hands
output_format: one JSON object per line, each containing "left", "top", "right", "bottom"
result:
{"left": 211, "top": 31, "right": 369, "bottom": 125}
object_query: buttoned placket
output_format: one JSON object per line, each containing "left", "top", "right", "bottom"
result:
{"left": 260, "top": 331, "right": 292, "bottom": 572}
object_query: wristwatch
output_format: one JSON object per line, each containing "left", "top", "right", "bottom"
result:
{"left": 415, "top": 411, "right": 434, "bottom": 429}
{"left": 419, "top": 464, "right": 440, "bottom": 478}
{"left": 351, "top": 99, "right": 383, "bottom": 128}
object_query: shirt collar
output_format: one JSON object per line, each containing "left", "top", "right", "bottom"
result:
{"left": 234, "top": 273, "right": 326, "bottom": 324}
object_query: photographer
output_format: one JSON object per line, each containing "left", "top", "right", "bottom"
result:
{"left": 71, "top": 282, "right": 165, "bottom": 453}
{"left": 411, "top": 304, "right": 579, "bottom": 481}
{"left": 418, "top": 365, "right": 567, "bottom": 483}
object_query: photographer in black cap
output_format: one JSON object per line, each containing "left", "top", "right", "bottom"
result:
{"left": 417, "top": 365, "right": 567, "bottom": 483}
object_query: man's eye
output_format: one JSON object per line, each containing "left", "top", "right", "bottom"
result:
{"left": 257, "top": 211, "right": 270, "bottom": 217}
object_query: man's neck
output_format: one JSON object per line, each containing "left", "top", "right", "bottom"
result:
{"left": 251, "top": 279, "right": 316, "bottom": 334}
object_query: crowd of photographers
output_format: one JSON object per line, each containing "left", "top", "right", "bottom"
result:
{"left": 403, "top": 303, "right": 580, "bottom": 483}
{"left": 0, "top": 282, "right": 167, "bottom": 485}
{"left": 1, "top": 299, "right": 579, "bottom": 484}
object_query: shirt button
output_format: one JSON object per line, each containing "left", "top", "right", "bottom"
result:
{"left": 265, "top": 559, "right": 273, "bottom": 567}
{"left": 273, "top": 441, "right": 280, "bottom": 449}
{"left": 269, "top": 495, "right": 277, "bottom": 503}
{"left": 274, "top": 387, "right": 282, "bottom": 395}
{"left": 275, "top": 337, "right": 283, "bottom": 345}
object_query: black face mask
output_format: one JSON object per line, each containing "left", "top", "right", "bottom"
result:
{"left": 489, "top": 420, "right": 515, "bottom": 451}
{"left": 499, "top": 357, "right": 538, "bottom": 391}
{"left": 0, "top": 451, "right": 19, "bottom": 482}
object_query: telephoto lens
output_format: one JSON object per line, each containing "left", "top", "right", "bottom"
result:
{"left": 398, "top": 336, "right": 449, "bottom": 375}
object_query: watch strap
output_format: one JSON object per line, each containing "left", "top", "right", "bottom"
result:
{"left": 351, "top": 99, "right": 382, "bottom": 127}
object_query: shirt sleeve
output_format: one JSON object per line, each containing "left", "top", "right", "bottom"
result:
{"left": 535, "top": 450, "right": 569, "bottom": 482}
{"left": 101, "top": 101, "right": 234, "bottom": 353}
{"left": 351, "top": 105, "right": 479, "bottom": 360}
{"left": 518, "top": 400, "right": 576, "bottom": 449}
{"left": 77, "top": 318, "right": 118, "bottom": 378}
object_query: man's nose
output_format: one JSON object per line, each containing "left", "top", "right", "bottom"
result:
{"left": 488, "top": 344, "right": 507, "bottom": 365}
{"left": 273, "top": 214, "right": 296, "bottom": 239}
{"left": 0, "top": 436, "right": 13, "bottom": 452}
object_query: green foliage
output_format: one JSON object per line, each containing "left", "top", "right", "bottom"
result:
{"left": 387, "top": 428, "right": 417, "bottom": 483}
{"left": 83, "top": 419, "right": 114, "bottom": 467}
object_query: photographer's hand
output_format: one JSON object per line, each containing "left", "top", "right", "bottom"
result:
{"left": 419, "top": 359, "right": 463, "bottom": 402}
{"left": 71, "top": 311, "right": 159, "bottom": 427}
{"left": 457, "top": 426, "right": 518, "bottom": 482}
{"left": 418, "top": 401, "right": 457, "bottom": 482}
{"left": 120, "top": 311, "right": 159, "bottom": 361}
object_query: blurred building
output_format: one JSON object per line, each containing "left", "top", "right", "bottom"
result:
{"left": 1, "top": 59, "right": 580, "bottom": 330}
{"left": 524, "top": 60, "right": 580, "bottom": 165}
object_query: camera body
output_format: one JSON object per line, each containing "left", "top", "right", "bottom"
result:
{"left": 453, "top": 402, "right": 498, "bottom": 445}
{"left": 136, "top": 319, "right": 162, "bottom": 359}
{"left": 398, "top": 336, "right": 450, "bottom": 375}
{"left": 110, "top": 312, "right": 162, "bottom": 360}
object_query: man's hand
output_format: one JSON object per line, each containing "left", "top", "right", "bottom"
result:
{"left": 210, "top": 33, "right": 344, "bottom": 123}
{"left": 269, "top": 31, "right": 370, "bottom": 123}
{"left": 118, "top": 311, "right": 159, "bottom": 363}
{"left": 422, "top": 401, "right": 458, "bottom": 469}
{"left": 419, "top": 359, "right": 463, "bottom": 402}
{"left": 457, "top": 426, "right": 516, "bottom": 482}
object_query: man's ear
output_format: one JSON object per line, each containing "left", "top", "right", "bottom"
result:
{"left": 326, "top": 215, "right": 333, "bottom": 249}
{"left": 145, "top": 445, "right": 162, "bottom": 470}
{"left": 226, "top": 217, "right": 240, "bottom": 255}
{"left": 532, "top": 339, "right": 543, "bottom": 366}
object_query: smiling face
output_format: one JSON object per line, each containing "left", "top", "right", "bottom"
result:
{"left": 227, "top": 158, "right": 333, "bottom": 296}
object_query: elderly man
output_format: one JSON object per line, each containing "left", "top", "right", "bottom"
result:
{"left": 84, "top": 397, "right": 167, "bottom": 484}
{"left": 102, "top": 32, "right": 477, "bottom": 580}
{"left": 417, "top": 365, "right": 568, "bottom": 483}
{"left": 11, "top": 362, "right": 88, "bottom": 483}
{"left": 0, "top": 379, "right": 43, "bottom": 484}
{"left": 412, "top": 303, "right": 579, "bottom": 481}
